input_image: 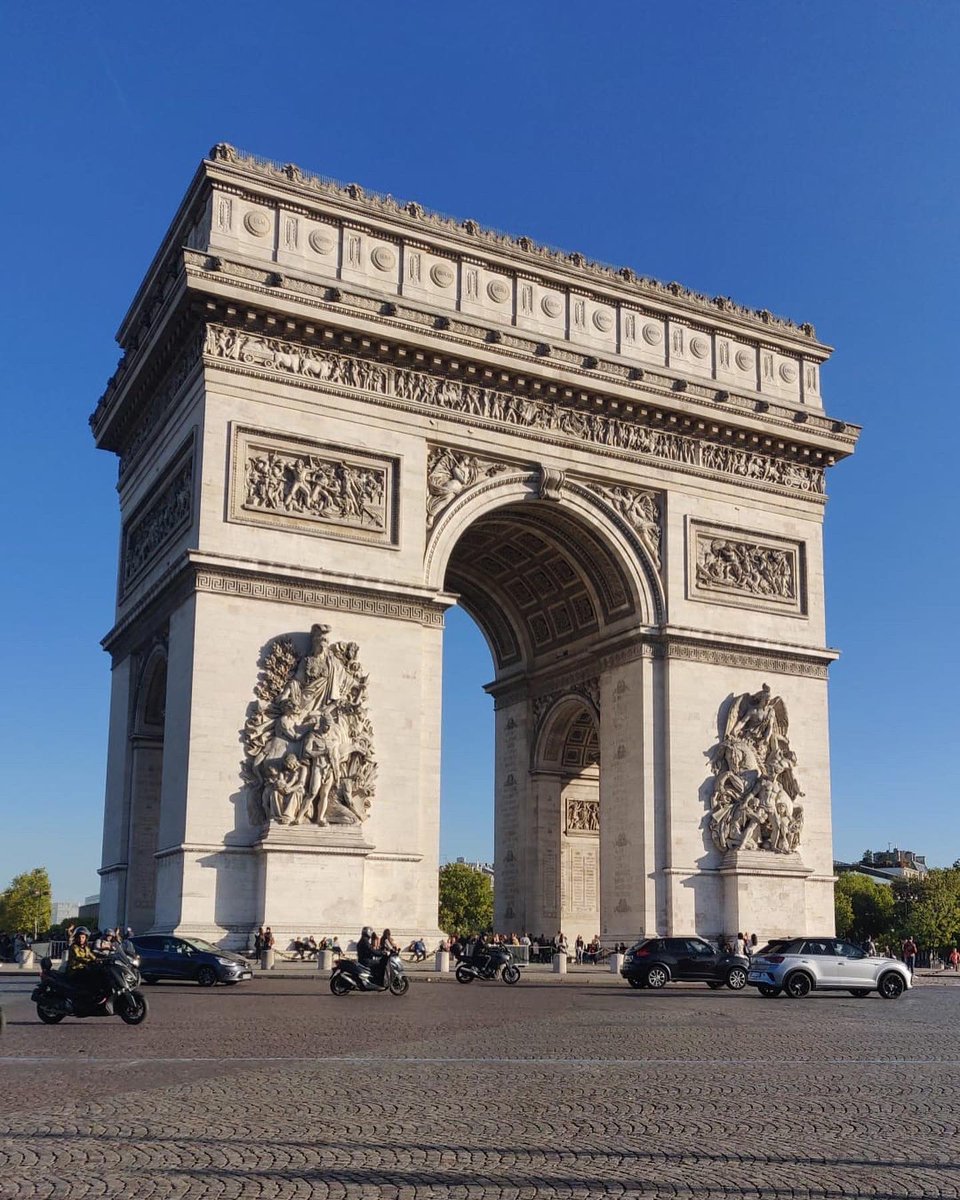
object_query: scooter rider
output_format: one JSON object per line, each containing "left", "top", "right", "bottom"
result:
{"left": 471, "top": 931, "right": 493, "bottom": 977}
{"left": 65, "top": 928, "right": 112, "bottom": 1008}
{"left": 357, "top": 926, "right": 386, "bottom": 985}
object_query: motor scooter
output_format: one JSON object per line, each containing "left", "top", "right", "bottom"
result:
{"left": 31, "top": 940, "right": 148, "bottom": 1025}
{"left": 455, "top": 945, "right": 522, "bottom": 985}
{"left": 329, "top": 950, "right": 409, "bottom": 996}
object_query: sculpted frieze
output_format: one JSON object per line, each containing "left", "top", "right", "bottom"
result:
{"left": 566, "top": 797, "right": 600, "bottom": 834}
{"left": 689, "top": 522, "right": 804, "bottom": 614}
{"left": 203, "top": 324, "right": 825, "bottom": 498}
{"left": 426, "top": 448, "right": 514, "bottom": 527}
{"left": 230, "top": 427, "right": 397, "bottom": 546}
{"left": 584, "top": 483, "right": 661, "bottom": 568}
{"left": 708, "top": 684, "right": 804, "bottom": 855}
{"left": 121, "top": 450, "right": 193, "bottom": 592}
{"left": 242, "top": 624, "right": 377, "bottom": 829}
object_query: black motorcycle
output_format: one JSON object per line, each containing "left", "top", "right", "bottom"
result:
{"left": 455, "top": 945, "right": 521, "bottom": 985}
{"left": 32, "top": 940, "right": 148, "bottom": 1025}
{"left": 329, "top": 950, "right": 409, "bottom": 996}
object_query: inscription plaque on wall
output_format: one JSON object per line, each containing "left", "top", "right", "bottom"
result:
{"left": 687, "top": 519, "right": 806, "bottom": 616}
{"left": 229, "top": 425, "right": 400, "bottom": 547}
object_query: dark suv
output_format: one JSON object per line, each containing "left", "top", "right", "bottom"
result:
{"left": 621, "top": 937, "right": 749, "bottom": 991}
{"left": 132, "top": 935, "right": 253, "bottom": 987}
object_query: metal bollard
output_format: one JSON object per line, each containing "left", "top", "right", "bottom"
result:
{"left": 435, "top": 949, "right": 450, "bottom": 973}
{"left": 553, "top": 952, "right": 567, "bottom": 974}
{"left": 318, "top": 949, "right": 334, "bottom": 970}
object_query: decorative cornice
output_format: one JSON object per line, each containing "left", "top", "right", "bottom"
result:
{"left": 207, "top": 143, "right": 823, "bottom": 343}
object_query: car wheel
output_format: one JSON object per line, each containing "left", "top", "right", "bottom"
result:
{"left": 757, "top": 984, "right": 781, "bottom": 998}
{"left": 784, "top": 971, "right": 812, "bottom": 999}
{"left": 646, "top": 965, "right": 669, "bottom": 990}
{"left": 627, "top": 977, "right": 644, "bottom": 989}
{"left": 726, "top": 967, "right": 748, "bottom": 990}
{"left": 707, "top": 981, "right": 724, "bottom": 990}
{"left": 849, "top": 989, "right": 870, "bottom": 998}
{"left": 878, "top": 971, "right": 906, "bottom": 1000}
{"left": 196, "top": 966, "right": 217, "bottom": 988}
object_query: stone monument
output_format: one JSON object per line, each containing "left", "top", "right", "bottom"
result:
{"left": 91, "top": 145, "right": 859, "bottom": 948}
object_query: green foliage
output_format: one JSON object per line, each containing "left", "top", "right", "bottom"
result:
{"left": 892, "top": 869, "right": 960, "bottom": 953}
{"left": 0, "top": 867, "right": 52, "bottom": 934}
{"left": 834, "top": 872, "right": 895, "bottom": 943}
{"left": 438, "top": 863, "right": 493, "bottom": 937}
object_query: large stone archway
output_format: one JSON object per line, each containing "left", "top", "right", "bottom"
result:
{"left": 91, "top": 145, "right": 859, "bottom": 948}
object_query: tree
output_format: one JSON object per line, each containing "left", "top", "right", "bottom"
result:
{"left": 893, "top": 868, "right": 960, "bottom": 953}
{"left": 438, "top": 863, "right": 493, "bottom": 936}
{"left": 0, "top": 868, "right": 52, "bottom": 938}
{"left": 834, "top": 872, "right": 895, "bottom": 944}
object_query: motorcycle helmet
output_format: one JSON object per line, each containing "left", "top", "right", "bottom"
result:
{"left": 73, "top": 926, "right": 90, "bottom": 941}
{"left": 361, "top": 926, "right": 374, "bottom": 939}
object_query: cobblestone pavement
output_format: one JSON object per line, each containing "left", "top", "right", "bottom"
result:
{"left": 2, "top": 977, "right": 960, "bottom": 1198}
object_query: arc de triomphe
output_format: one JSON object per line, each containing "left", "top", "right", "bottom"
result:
{"left": 91, "top": 145, "right": 859, "bottom": 948}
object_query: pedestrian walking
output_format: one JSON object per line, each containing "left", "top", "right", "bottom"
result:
{"left": 901, "top": 935, "right": 918, "bottom": 975}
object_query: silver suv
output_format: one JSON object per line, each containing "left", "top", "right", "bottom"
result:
{"left": 747, "top": 937, "right": 912, "bottom": 999}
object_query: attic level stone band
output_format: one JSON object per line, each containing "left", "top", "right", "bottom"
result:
{"left": 92, "top": 145, "right": 859, "bottom": 948}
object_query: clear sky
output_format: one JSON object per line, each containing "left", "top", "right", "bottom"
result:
{"left": 1, "top": 3, "right": 958, "bottom": 903}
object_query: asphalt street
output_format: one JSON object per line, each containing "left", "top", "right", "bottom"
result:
{"left": 1, "top": 974, "right": 959, "bottom": 1198}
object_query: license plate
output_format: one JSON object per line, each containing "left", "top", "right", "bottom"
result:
{"left": 240, "top": 972, "right": 252, "bottom": 979}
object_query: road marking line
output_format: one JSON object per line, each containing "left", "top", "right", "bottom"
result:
{"left": 0, "top": 1054, "right": 957, "bottom": 1067}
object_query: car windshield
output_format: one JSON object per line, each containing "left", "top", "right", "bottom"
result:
{"left": 184, "top": 938, "right": 223, "bottom": 954}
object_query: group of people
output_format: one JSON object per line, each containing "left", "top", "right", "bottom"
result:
{"left": 722, "top": 932, "right": 760, "bottom": 957}
{"left": 0, "top": 932, "right": 31, "bottom": 962}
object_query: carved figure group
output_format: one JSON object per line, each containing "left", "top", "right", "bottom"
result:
{"left": 697, "top": 538, "right": 794, "bottom": 600}
{"left": 708, "top": 684, "right": 804, "bottom": 855}
{"left": 426, "top": 449, "right": 511, "bottom": 525}
{"left": 123, "top": 461, "right": 192, "bottom": 587}
{"left": 591, "top": 485, "right": 661, "bottom": 567}
{"left": 244, "top": 450, "right": 384, "bottom": 529}
{"left": 566, "top": 797, "right": 600, "bottom": 833}
{"left": 204, "top": 324, "right": 825, "bottom": 497}
{"left": 242, "top": 624, "right": 377, "bottom": 828}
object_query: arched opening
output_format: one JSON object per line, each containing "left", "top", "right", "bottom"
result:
{"left": 435, "top": 488, "right": 651, "bottom": 939}
{"left": 126, "top": 646, "right": 167, "bottom": 933}
{"left": 533, "top": 698, "right": 601, "bottom": 942}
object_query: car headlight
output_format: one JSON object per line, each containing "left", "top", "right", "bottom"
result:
{"left": 216, "top": 957, "right": 237, "bottom": 967}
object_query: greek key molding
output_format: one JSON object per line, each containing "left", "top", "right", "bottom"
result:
{"left": 121, "top": 437, "right": 195, "bottom": 594}
{"left": 202, "top": 323, "right": 826, "bottom": 499}
{"left": 687, "top": 519, "right": 806, "bottom": 617}
{"left": 194, "top": 567, "right": 446, "bottom": 627}
{"left": 230, "top": 425, "right": 399, "bottom": 547}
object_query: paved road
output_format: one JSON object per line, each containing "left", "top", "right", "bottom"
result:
{"left": 2, "top": 976, "right": 959, "bottom": 1198}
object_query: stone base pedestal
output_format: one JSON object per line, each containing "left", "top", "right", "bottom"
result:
{"left": 318, "top": 949, "right": 334, "bottom": 970}
{"left": 260, "top": 947, "right": 275, "bottom": 970}
{"left": 719, "top": 850, "right": 813, "bottom": 942}
{"left": 435, "top": 950, "right": 450, "bottom": 973}
{"left": 610, "top": 952, "right": 624, "bottom": 974}
{"left": 553, "top": 952, "right": 567, "bottom": 974}
{"left": 256, "top": 824, "right": 375, "bottom": 943}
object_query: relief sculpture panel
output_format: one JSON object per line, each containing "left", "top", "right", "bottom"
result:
{"left": 688, "top": 521, "right": 805, "bottom": 615}
{"left": 121, "top": 443, "right": 194, "bottom": 593}
{"left": 230, "top": 426, "right": 399, "bottom": 546}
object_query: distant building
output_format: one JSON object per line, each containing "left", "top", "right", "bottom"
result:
{"left": 835, "top": 848, "right": 928, "bottom": 884}
{"left": 78, "top": 893, "right": 100, "bottom": 926}
{"left": 50, "top": 901, "right": 79, "bottom": 925}
{"left": 453, "top": 857, "right": 495, "bottom": 879}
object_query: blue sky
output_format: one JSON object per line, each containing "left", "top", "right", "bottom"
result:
{"left": 1, "top": 3, "right": 958, "bottom": 902}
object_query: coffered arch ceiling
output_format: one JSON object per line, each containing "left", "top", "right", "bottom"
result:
{"left": 445, "top": 501, "right": 637, "bottom": 673}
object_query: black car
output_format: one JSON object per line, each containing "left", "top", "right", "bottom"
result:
{"left": 621, "top": 937, "right": 749, "bottom": 990}
{"left": 132, "top": 935, "right": 253, "bottom": 987}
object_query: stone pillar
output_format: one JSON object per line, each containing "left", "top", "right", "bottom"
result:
{"left": 610, "top": 952, "right": 624, "bottom": 974}
{"left": 18, "top": 949, "right": 34, "bottom": 970}
{"left": 526, "top": 772, "right": 563, "bottom": 940}
{"left": 125, "top": 735, "right": 163, "bottom": 934}
{"left": 552, "top": 952, "right": 567, "bottom": 974}
{"left": 494, "top": 699, "right": 529, "bottom": 933}
{"left": 435, "top": 949, "right": 450, "bottom": 973}
{"left": 260, "top": 947, "right": 275, "bottom": 970}
{"left": 599, "top": 654, "right": 653, "bottom": 944}
{"left": 318, "top": 949, "right": 334, "bottom": 970}
{"left": 97, "top": 656, "right": 135, "bottom": 930}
